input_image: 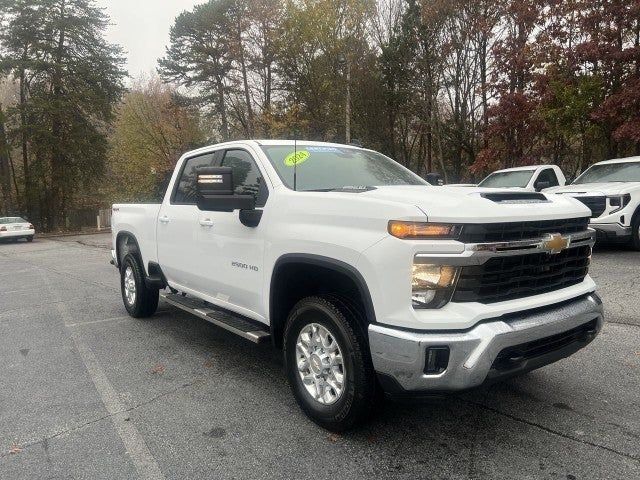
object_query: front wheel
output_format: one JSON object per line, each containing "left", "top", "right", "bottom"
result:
{"left": 120, "top": 253, "right": 159, "bottom": 318}
{"left": 283, "top": 296, "right": 376, "bottom": 431}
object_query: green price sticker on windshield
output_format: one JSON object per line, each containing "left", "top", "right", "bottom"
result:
{"left": 284, "top": 150, "right": 310, "bottom": 167}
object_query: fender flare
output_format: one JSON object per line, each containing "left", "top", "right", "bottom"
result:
{"left": 269, "top": 253, "right": 377, "bottom": 326}
{"left": 115, "top": 231, "right": 144, "bottom": 272}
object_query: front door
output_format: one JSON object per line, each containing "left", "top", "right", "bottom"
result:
{"left": 194, "top": 148, "right": 270, "bottom": 321}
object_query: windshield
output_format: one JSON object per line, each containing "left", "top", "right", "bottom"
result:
{"left": 573, "top": 162, "right": 640, "bottom": 184}
{"left": 478, "top": 170, "right": 535, "bottom": 188}
{"left": 259, "top": 144, "right": 427, "bottom": 191}
{"left": 0, "top": 217, "right": 27, "bottom": 224}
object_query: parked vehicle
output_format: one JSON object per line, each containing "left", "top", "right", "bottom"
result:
{"left": 475, "top": 165, "right": 566, "bottom": 191}
{"left": 546, "top": 156, "right": 640, "bottom": 249}
{"left": 111, "top": 140, "right": 603, "bottom": 431}
{"left": 0, "top": 217, "right": 35, "bottom": 242}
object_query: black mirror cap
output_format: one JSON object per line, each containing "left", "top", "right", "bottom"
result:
{"left": 535, "top": 181, "right": 551, "bottom": 192}
{"left": 239, "top": 209, "right": 263, "bottom": 227}
{"left": 196, "top": 166, "right": 234, "bottom": 196}
{"left": 424, "top": 172, "right": 444, "bottom": 186}
{"left": 196, "top": 165, "right": 256, "bottom": 212}
{"left": 197, "top": 194, "right": 255, "bottom": 212}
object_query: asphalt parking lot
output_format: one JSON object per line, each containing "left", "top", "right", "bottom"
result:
{"left": 0, "top": 233, "right": 638, "bottom": 480}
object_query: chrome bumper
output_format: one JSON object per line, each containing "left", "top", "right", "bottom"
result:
{"left": 369, "top": 294, "right": 603, "bottom": 393}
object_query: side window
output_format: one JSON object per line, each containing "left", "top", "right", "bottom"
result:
{"left": 221, "top": 149, "right": 268, "bottom": 206}
{"left": 172, "top": 151, "right": 223, "bottom": 204}
{"left": 538, "top": 168, "right": 559, "bottom": 187}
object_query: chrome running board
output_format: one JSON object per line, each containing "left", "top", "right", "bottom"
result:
{"left": 160, "top": 291, "right": 270, "bottom": 344}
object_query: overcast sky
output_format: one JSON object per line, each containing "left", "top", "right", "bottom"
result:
{"left": 98, "top": 0, "right": 202, "bottom": 80}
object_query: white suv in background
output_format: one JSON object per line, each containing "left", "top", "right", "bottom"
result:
{"left": 546, "top": 156, "right": 640, "bottom": 249}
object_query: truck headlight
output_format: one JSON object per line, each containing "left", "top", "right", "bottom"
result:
{"left": 608, "top": 194, "right": 630, "bottom": 213}
{"left": 389, "top": 221, "right": 462, "bottom": 239}
{"left": 412, "top": 264, "right": 459, "bottom": 309}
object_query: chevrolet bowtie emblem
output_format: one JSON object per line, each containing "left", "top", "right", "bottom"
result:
{"left": 541, "top": 233, "right": 570, "bottom": 254}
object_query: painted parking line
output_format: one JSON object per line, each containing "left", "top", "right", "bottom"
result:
{"left": 38, "top": 269, "right": 165, "bottom": 480}
{"left": 65, "top": 316, "right": 131, "bottom": 328}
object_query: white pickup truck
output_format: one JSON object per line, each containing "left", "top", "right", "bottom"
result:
{"left": 546, "top": 156, "right": 640, "bottom": 249}
{"left": 111, "top": 140, "right": 603, "bottom": 431}
{"left": 449, "top": 165, "right": 567, "bottom": 191}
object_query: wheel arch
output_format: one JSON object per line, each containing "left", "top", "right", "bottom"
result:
{"left": 115, "top": 231, "right": 144, "bottom": 273}
{"left": 269, "top": 253, "right": 376, "bottom": 349}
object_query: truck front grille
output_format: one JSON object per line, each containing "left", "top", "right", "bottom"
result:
{"left": 458, "top": 217, "right": 589, "bottom": 243}
{"left": 453, "top": 245, "right": 591, "bottom": 304}
{"left": 573, "top": 196, "right": 606, "bottom": 218}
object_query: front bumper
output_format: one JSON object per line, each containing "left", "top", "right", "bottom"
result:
{"left": 591, "top": 223, "right": 631, "bottom": 242}
{"left": 369, "top": 293, "right": 603, "bottom": 394}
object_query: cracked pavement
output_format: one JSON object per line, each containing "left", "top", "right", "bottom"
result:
{"left": 0, "top": 234, "right": 638, "bottom": 479}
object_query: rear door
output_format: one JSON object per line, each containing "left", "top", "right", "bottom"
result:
{"left": 156, "top": 150, "right": 222, "bottom": 290}
{"left": 194, "top": 148, "right": 270, "bottom": 320}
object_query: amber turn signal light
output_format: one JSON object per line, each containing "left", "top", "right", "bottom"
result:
{"left": 388, "top": 221, "right": 461, "bottom": 239}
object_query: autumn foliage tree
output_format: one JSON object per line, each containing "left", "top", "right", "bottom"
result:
{"left": 105, "top": 77, "right": 205, "bottom": 203}
{"left": 3, "top": 0, "right": 640, "bottom": 226}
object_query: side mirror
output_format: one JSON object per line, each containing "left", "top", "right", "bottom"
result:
{"left": 424, "top": 172, "right": 444, "bottom": 186}
{"left": 535, "top": 180, "right": 551, "bottom": 192}
{"left": 196, "top": 167, "right": 255, "bottom": 212}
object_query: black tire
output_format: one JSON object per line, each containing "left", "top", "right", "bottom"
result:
{"left": 631, "top": 210, "right": 640, "bottom": 251}
{"left": 283, "top": 295, "right": 376, "bottom": 431}
{"left": 120, "top": 253, "right": 159, "bottom": 318}
{"left": 26, "top": 236, "right": 33, "bottom": 242}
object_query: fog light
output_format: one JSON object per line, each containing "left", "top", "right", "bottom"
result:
{"left": 424, "top": 346, "right": 450, "bottom": 374}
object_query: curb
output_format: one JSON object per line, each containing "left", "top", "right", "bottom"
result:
{"left": 39, "top": 229, "right": 112, "bottom": 238}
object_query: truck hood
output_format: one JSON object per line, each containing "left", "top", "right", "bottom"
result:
{"left": 546, "top": 182, "right": 640, "bottom": 196}
{"left": 358, "top": 185, "right": 590, "bottom": 223}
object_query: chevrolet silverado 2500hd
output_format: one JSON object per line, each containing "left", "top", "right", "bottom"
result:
{"left": 111, "top": 140, "right": 603, "bottom": 431}
{"left": 546, "top": 156, "right": 640, "bottom": 249}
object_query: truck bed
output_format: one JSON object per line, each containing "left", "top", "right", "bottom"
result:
{"left": 111, "top": 203, "right": 162, "bottom": 270}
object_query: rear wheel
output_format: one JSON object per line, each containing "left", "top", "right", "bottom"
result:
{"left": 26, "top": 236, "right": 33, "bottom": 242}
{"left": 120, "top": 253, "right": 159, "bottom": 318}
{"left": 283, "top": 296, "right": 376, "bottom": 431}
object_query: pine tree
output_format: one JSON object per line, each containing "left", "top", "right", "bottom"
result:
{"left": 0, "top": 0, "right": 126, "bottom": 228}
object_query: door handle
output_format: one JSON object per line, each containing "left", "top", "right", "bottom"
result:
{"left": 199, "top": 219, "right": 214, "bottom": 227}
{"left": 159, "top": 215, "right": 170, "bottom": 224}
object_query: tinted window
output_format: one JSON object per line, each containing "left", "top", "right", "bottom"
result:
{"left": 537, "top": 168, "right": 559, "bottom": 187}
{"left": 259, "top": 144, "right": 426, "bottom": 191}
{"left": 173, "top": 152, "right": 222, "bottom": 204}
{"left": 221, "top": 149, "right": 268, "bottom": 206}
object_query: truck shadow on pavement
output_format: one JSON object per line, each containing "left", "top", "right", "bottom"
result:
{"left": 136, "top": 302, "right": 638, "bottom": 479}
